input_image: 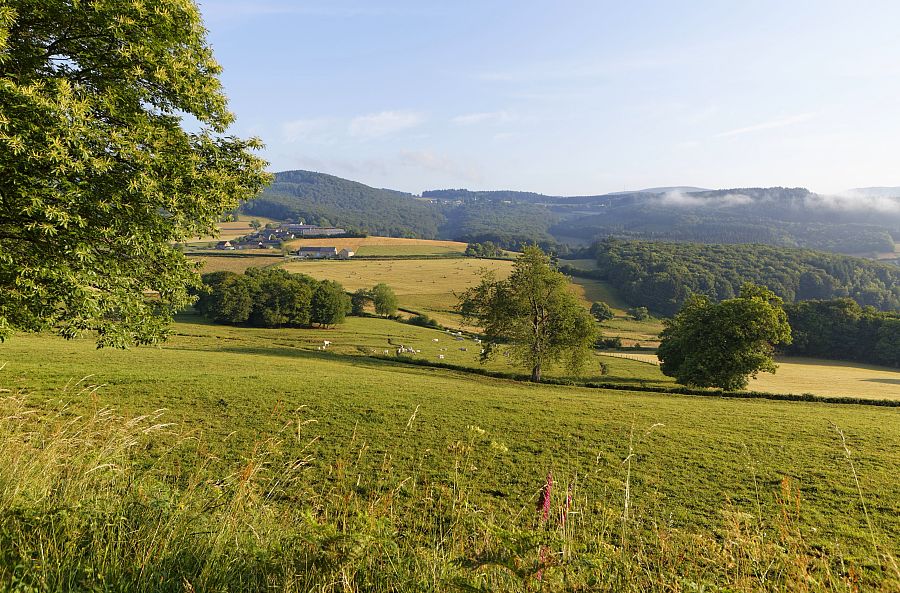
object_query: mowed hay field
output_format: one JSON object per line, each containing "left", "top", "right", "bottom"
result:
{"left": 285, "top": 236, "right": 468, "bottom": 256}
{"left": 1, "top": 326, "right": 898, "bottom": 588}
{"left": 282, "top": 257, "right": 515, "bottom": 327}
{"left": 749, "top": 357, "right": 900, "bottom": 400}
{"left": 193, "top": 254, "right": 283, "bottom": 273}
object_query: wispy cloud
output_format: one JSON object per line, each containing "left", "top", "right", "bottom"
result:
{"left": 398, "top": 150, "right": 484, "bottom": 183}
{"left": 451, "top": 110, "right": 516, "bottom": 126}
{"left": 715, "top": 112, "right": 820, "bottom": 138}
{"left": 349, "top": 110, "right": 425, "bottom": 139}
{"left": 281, "top": 117, "right": 336, "bottom": 143}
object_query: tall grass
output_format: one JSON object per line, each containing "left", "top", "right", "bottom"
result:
{"left": 0, "top": 387, "right": 896, "bottom": 591}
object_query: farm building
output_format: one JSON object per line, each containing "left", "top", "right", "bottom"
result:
{"left": 338, "top": 248, "right": 355, "bottom": 259}
{"left": 295, "top": 246, "right": 339, "bottom": 259}
{"left": 282, "top": 224, "right": 346, "bottom": 237}
{"left": 215, "top": 241, "right": 234, "bottom": 250}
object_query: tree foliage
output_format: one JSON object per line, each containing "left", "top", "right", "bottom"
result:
{"left": 783, "top": 298, "right": 900, "bottom": 368}
{"left": 657, "top": 284, "right": 792, "bottom": 390}
{"left": 592, "top": 239, "right": 900, "bottom": 315}
{"left": 350, "top": 288, "right": 372, "bottom": 316}
{"left": 371, "top": 283, "right": 398, "bottom": 317}
{"left": 458, "top": 246, "right": 598, "bottom": 381}
{"left": 0, "top": 0, "right": 269, "bottom": 346}
{"left": 195, "top": 269, "right": 349, "bottom": 329}
{"left": 590, "top": 301, "right": 614, "bottom": 322}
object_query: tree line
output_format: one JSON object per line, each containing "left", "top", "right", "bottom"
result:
{"left": 590, "top": 238, "right": 900, "bottom": 316}
{"left": 783, "top": 299, "right": 900, "bottom": 368}
{"left": 195, "top": 269, "right": 350, "bottom": 328}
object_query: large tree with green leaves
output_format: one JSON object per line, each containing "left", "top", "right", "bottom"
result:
{"left": 459, "top": 246, "right": 598, "bottom": 382}
{"left": 372, "top": 283, "right": 398, "bottom": 317}
{"left": 0, "top": 0, "right": 269, "bottom": 346}
{"left": 657, "top": 284, "right": 792, "bottom": 390}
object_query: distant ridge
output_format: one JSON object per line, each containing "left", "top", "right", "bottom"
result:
{"left": 608, "top": 186, "right": 710, "bottom": 195}
{"left": 242, "top": 170, "right": 899, "bottom": 255}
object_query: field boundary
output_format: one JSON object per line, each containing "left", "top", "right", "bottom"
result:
{"left": 365, "top": 354, "right": 900, "bottom": 407}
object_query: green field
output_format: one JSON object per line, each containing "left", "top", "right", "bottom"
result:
{"left": 1, "top": 320, "right": 898, "bottom": 589}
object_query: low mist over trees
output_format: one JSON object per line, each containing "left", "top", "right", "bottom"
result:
{"left": 196, "top": 269, "right": 349, "bottom": 328}
{"left": 658, "top": 284, "right": 792, "bottom": 390}
{"left": 458, "top": 246, "right": 597, "bottom": 382}
{"left": 591, "top": 239, "right": 900, "bottom": 315}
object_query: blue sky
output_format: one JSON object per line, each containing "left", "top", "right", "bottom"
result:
{"left": 199, "top": 0, "right": 900, "bottom": 195}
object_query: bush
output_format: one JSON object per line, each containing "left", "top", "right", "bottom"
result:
{"left": 407, "top": 314, "right": 441, "bottom": 329}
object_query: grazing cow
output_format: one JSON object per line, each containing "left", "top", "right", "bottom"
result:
{"left": 459, "top": 347, "right": 467, "bottom": 352}
{"left": 438, "top": 354, "right": 445, "bottom": 360}
{"left": 432, "top": 338, "right": 439, "bottom": 342}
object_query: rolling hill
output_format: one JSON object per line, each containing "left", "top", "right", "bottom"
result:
{"left": 242, "top": 171, "right": 900, "bottom": 256}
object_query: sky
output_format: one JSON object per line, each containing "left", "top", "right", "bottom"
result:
{"left": 198, "top": 0, "right": 900, "bottom": 195}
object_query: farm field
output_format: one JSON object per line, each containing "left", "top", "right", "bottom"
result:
{"left": 749, "top": 357, "right": 900, "bottom": 400}
{"left": 285, "top": 236, "right": 468, "bottom": 256}
{"left": 281, "top": 257, "right": 515, "bottom": 328}
{"left": 600, "top": 316, "right": 665, "bottom": 346}
{"left": 1, "top": 324, "right": 898, "bottom": 588}
{"left": 192, "top": 253, "right": 283, "bottom": 274}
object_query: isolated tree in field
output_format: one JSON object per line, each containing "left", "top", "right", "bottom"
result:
{"left": 458, "top": 246, "right": 598, "bottom": 382}
{"left": 372, "top": 283, "right": 398, "bottom": 317}
{"left": 590, "top": 301, "right": 615, "bottom": 322}
{"left": 657, "top": 284, "right": 792, "bottom": 390}
{"left": 0, "top": 0, "right": 269, "bottom": 346}
{"left": 311, "top": 281, "right": 351, "bottom": 327}
{"left": 629, "top": 306, "right": 651, "bottom": 321}
{"left": 350, "top": 288, "right": 372, "bottom": 316}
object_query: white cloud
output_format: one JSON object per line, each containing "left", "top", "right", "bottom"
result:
{"left": 398, "top": 150, "right": 484, "bottom": 183}
{"left": 715, "top": 112, "right": 820, "bottom": 138}
{"left": 281, "top": 117, "right": 335, "bottom": 143}
{"left": 348, "top": 110, "right": 425, "bottom": 139}
{"left": 451, "top": 110, "right": 515, "bottom": 126}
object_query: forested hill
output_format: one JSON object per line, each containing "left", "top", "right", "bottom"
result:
{"left": 243, "top": 172, "right": 900, "bottom": 255}
{"left": 589, "top": 239, "right": 900, "bottom": 316}
{"left": 242, "top": 170, "right": 443, "bottom": 238}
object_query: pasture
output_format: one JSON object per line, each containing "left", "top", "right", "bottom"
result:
{"left": 281, "top": 257, "right": 515, "bottom": 328}
{"left": 1, "top": 323, "right": 897, "bottom": 589}
{"left": 285, "top": 236, "right": 468, "bottom": 256}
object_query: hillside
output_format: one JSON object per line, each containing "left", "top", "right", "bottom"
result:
{"left": 244, "top": 172, "right": 900, "bottom": 256}
{"left": 243, "top": 170, "right": 444, "bottom": 238}
{"left": 590, "top": 238, "right": 900, "bottom": 315}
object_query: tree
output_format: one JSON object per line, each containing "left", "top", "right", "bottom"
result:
{"left": 350, "top": 288, "right": 372, "bottom": 316}
{"left": 372, "top": 283, "right": 398, "bottom": 317}
{"left": 249, "top": 219, "right": 262, "bottom": 231}
{"left": 657, "top": 284, "right": 792, "bottom": 390}
{"left": 458, "top": 246, "right": 598, "bottom": 382}
{"left": 628, "top": 306, "right": 650, "bottom": 321}
{"left": 0, "top": 0, "right": 269, "bottom": 347}
{"left": 310, "top": 280, "right": 351, "bottom": 327}
{"left": 590, "top": 301, "right": 614, "bottom": 322}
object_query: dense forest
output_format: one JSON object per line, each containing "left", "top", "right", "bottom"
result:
{"left": 243, "top": 171, "right": 443, "bottom": 238}
{"left": 589, "top": 239, "right": 900, "bottom": 315}
{"left": 783, "top": 299, "right": 899, "bottom": 368}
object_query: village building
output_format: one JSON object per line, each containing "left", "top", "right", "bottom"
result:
{"left": 295, "top": 246, "right": 339, "bottom": 259}
{"left": 215, "top": 240, "right": 234, "bottom": 250}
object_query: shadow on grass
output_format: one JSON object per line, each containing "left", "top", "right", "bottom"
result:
{"left": 862, "top": 378, "right": 900, "bottom": 385}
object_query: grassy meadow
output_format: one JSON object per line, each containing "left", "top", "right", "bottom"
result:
{"left": 1, "top": 320, "right": 898, "bottom": 590}
{"left": 282, "top": 257, "right": 516, "bottom": 328}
